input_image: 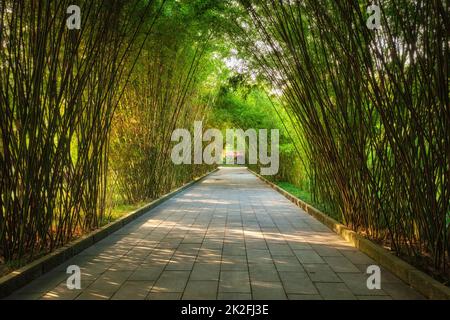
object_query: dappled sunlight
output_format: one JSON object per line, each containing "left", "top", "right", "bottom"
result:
{"left": 42, "top": 291, "right": 60, "bottom": 299}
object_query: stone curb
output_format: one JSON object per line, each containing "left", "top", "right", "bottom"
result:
{"left": 0, "top": 168, "right": 218, "bottom": 299}
{"left": 248, "top": 168, "right": 450, "bottom": 300}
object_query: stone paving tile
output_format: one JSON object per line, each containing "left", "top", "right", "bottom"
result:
{"left": 223, "top": 243, "right": 246, "bottom": 256}
{"left": 152, "top": 271, "right": 190, "bottom": 293}
{"left": 252, "top": 281, "right": 287, "bottom": 300}
{"left": 182, "top": 281, "right": 218, "bottom": 300}
{"left": 85, "top": 270, "right": 132, "bottom": 295}
{"left": 142, "top": 249, "right": 175, "bottom": 268}
{"left": 177, "top": 244, "right": 202, "bottom": 255}
{"left": 279, "top": 271, "right": 318, "bottom": 295}
{"left": 196, "top": 254, "right": 222, "bottom": 265}
{"left": 247, "top": 249, "right": 273, "bottom": 265}
{"left": 190, "top": 263, "right": 221, "bottom": 281}
{"left": 267, "top": 243, "right": 294, "bottom": 256}
{"left": 217, "top": 293, "right": 252, "bottom": 300}
{"left": 310, "top": 244, "right": 343, "bottom": 257}
{"left": 147, "top": 292, "right": 182, "bottom": 300}
{"left": 76, "top": 288, "right": 115, "bottom": 300}
{"left": 273, "top": 256, "right": 305, "bottom": 272}
{"left": 125, "top": 247, "right": 153, "bottom": 259}
{"left": 219, "top": 271, "right": 251, "bottom": 293}
{"left": 202, "top": 240, "right": 224, "bottom": 249}
{"left": 111, "top": 281, "right": 154, "bottom": 300}
{"left": 323, "top": 256, "right": 360, "bottom": 273}
{"left": 166, "top": 257, "right": 196, "bottom": 271}
{"left": 288, "top": 294, "right": 323, "bottom": 300}
{"left": 245, "top": 240, "right": 268, "bottom": 250}
{"left": 129, "top": 266, "right": 164, "bottom": 281}
{"left": 315, "top": 282, "right": 357, "bottom": 300}
{"left": 287, "top": 242, "right": 312, "bottom": 250}
{"left": 5, "top": 167, "right": 425, "bottom": 300}
{"left": 249, "top": 264, "right": 280, "bottom": 282}
{"left": 221, "top": 255, "right": 248, "bottom": 271}
{"left": 303, "top": 264, "right": 342, "bottom": 283}
{"left": 294, "top": 250, "right": 326, "bottom": 264}
{"left": 109, "top": 259, "right": 142, "bottom": 271}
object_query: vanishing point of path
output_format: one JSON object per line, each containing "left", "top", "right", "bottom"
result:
{"left": 7, "top": 167, "right": 424, "bottom": 300}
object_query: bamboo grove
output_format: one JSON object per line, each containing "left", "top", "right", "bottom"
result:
{"left": 237, "top": 0, "right": 449, "bottom": 277}
{"left": 0, "top": 0, "right": 165, "bottom": 261}
{"left": 0, "top": 0, "right": 449, "bottom": 282}
{"left": 108, "top": 4, "right": 218, "bottom": 204}
{"left": 0, "top": 0, "right": 223, "bottom": 265}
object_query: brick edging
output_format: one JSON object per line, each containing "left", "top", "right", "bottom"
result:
{"left": 248, "top": 168, "right": 450, "bottom": 300}
{"left": 0, "top": 168, "right": 219, "bottom": 299}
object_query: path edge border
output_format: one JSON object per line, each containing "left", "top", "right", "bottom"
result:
{"left": 248, "top": 168, "right": 450, "bottom": 300}
{"left": 0, "top": 168, "right": 219, "bottom": 299}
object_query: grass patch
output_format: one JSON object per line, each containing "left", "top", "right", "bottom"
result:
{"left": 274, "top": 181, "right": 340, "bottom": 221}
{"left": 102, "top": 201, "right": 148, "bottom": 225}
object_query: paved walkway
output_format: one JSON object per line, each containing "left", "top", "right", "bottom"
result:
{"left": 7, "top": 167, "right": 424, "bottom": 300}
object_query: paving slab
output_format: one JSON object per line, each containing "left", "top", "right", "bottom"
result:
{"left": 315, "top": 282, "right": 357, "bottom": 300}
{"left": 252, "top": 281, "right": 287, "bottom": 300}
{"left": 4, "top": 167, "right": 424, "bottom": 300}
{"left": 190, "top": 263, "right": 221, "bottom": 281}
{"left": 111, "top": 281, "right": 154, "bottom": 300}
{"left": 219, "top": 271, "right": 251, "bottom": 293}
{"left": 182, "top": 281, "right": 218, "bottom": 300}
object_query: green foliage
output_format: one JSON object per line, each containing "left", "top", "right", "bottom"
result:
{"left": 275, "top": 182, "right": 338, "bottom": 221}
{"left": 240, "top": 0, "right": 449, "bottom": 278}
{"left": 0, "top": 0, "right": 158, "bottom": 262}
{"left": 1, "top": 0, "right": 447, "bottom": 284}
{"left": 211, "top": 86, "right": 278, "bottom": 130}
{"left": 108, "top": 0, "right": 223, "bottom": 205}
